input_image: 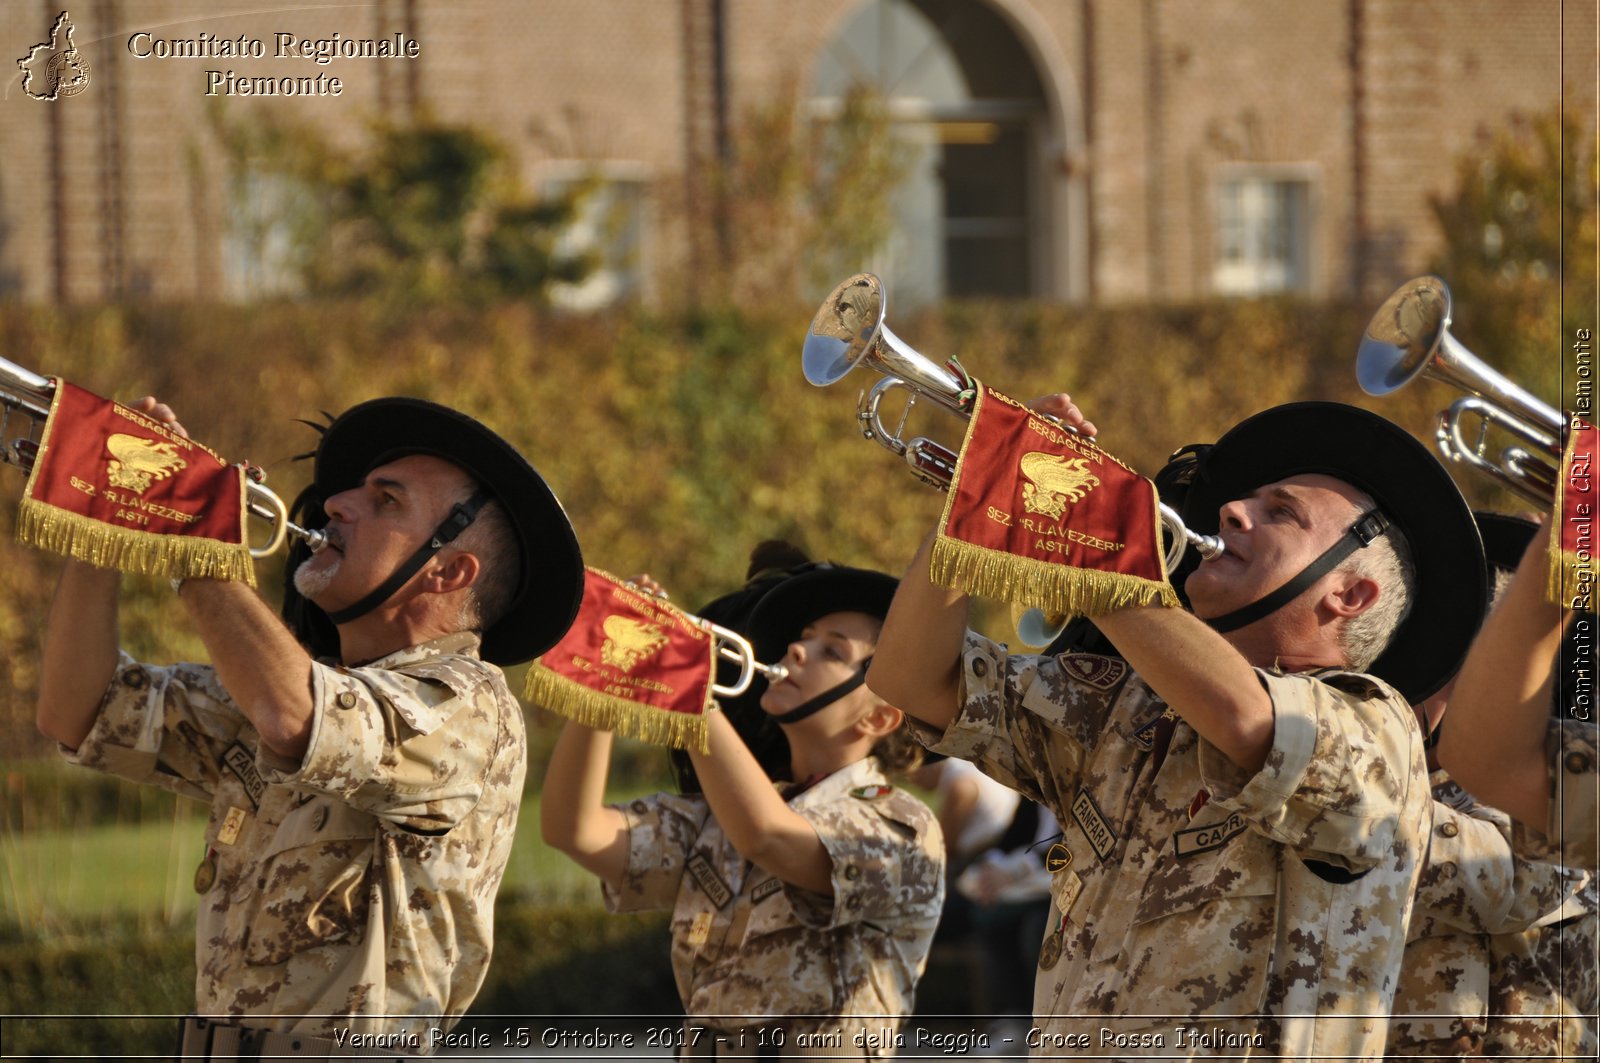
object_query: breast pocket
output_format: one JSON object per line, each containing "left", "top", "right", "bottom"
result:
{"left": 1116, "top": 822, "right": 1278, "bottom": 1017}
{"left": 242, "top": 799, "right": 376, "bottom": 967}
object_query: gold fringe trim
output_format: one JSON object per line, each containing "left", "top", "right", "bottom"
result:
{"left": 1542, "top": 534, "right": 1593, "bottom": 611}
{"left": 16, "top": 498, "right": 257, "bottom": 586}
{"left": 930, "top": 533, "right": 1180, "bottom": 621}
{"left": 932, "top": 382, "right": 1179, "bottom": 621}
{"left": 1550, "top": 428, "right": 1596, "bottom": 611}
{"left": 525, "top": 667, "right": 711, "bottom": 753}
{"left": 1548, "top": 545, "right": 1595, "bottom": 614}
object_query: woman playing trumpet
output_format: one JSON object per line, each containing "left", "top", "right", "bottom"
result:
{"left": 539, "top": 561, "right": 945, "bottom": 1055}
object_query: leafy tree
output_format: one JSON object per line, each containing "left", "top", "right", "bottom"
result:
{"left": 210, "top": 110, "right": 597, "bottom": 306}
{"left": 1428, "top": 103, "right": 1597, "bottom": 404}
{"left": 680, "top": 81, "right": 915, "bottom": 306}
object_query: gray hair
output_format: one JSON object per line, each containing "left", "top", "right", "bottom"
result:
{"left": 452, "top": 495, "right": 522, "bottom": 634}
{"left": 1335, "top": 495, "right": 1416, "bottom": 670}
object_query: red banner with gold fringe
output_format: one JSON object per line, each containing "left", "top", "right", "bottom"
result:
{"left": 931, "top": 384, "right": 1178, "bottom": 621}
{"left": 1551, "top": 416, "right": 1596, "bottom": 613}
{"left": 525, "top": 568, "right": 718, "bottom": 751}
{"left": 16, "top": 381, "right": 254, "bottom": 584}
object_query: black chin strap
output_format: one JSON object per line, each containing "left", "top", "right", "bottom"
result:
{"left": 324, "top": 491, "right": 492, "bottom": 626}
{"left": 770, "top": 657, "right": 873, "bottom": 725}
{"left": 1206, "top": 510, "right": 1391, "bottom": 634}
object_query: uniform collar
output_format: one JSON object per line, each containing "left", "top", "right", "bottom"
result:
{"left": 342, "top": 630, "right": 484, "bottom": 670}
{"left": 783, "top": 756, "right": 888, "bottom": 811}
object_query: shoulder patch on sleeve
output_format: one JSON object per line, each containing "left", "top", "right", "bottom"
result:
{"left": 1056, "top": 654, "right": 1128, "bottom": 692}
{"left": 851, "top": 784, "right": 894, "bottom": 800}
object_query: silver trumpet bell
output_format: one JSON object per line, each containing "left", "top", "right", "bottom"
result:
{"left": 619, "top": 579, "right": 787, "bottom": 699}
{"left": 803, "top": 272, "right": 972, "bottom": 488}
{"left": 0, "top": 354, "right": 326, "bottom": 558}
{"left": 1357, "top": 275, "right": 1565, "bottom": 505}
{"left": 804, "top": 273, "right": 1223, "bottom": 646}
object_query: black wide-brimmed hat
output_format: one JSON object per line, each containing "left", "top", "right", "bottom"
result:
{"left": 1179, "top": 401, "right": 1486, "bottom": 703}
{"left": 289, "top": 397, "right": 584, "bottom": 665}
{"left": 745, "top": 564, "right": 900, "bottom": 665}
{"left": 669, "top": 542, "right": 819, "bottom": 793}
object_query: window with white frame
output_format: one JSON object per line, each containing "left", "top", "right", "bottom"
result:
{"left": 540, "top": 163, "right": 648, "bottom": 311}
{"left": 1213, "top": 173, "right": 1312, "bottom": 295}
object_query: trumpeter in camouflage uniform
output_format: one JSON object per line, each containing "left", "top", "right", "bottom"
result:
{"left": 543, "top": 565, "right": 944, "bottom": 1057}
{"left": 870, "top": 401, "right": 1488, "bottom": 1058}
{"left": 35, "top": 397, "right": 584, "bottom": 1057}
{"left": 1438, "top": 515, "right": 1598, "bottom": 874}
{"left": 1485, "top": 877, "right": 1599, "bottom": 1059}
{"left": 1390, "top": 512, "right": 1599, "bottom": 1058}
{"left": 1510, "top": 720, "right": 1600, "bottom": 872}
{"left": 1388, "top": 773, "right": 1594, "bottom": 1056}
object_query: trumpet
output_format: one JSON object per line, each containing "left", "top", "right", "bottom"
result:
{"left": 803, "top": 273, "right": 1224, "bottom": 574}
{"left": 619, "top": 578, "right": 788, "bottom": 698}
{"left": 1011, "top": 600, "right": 1070, "bottom": 649}
{"left": 704, "top": 621, "right": 789, "bottom": 699}
{"left": 1, "top": 355, "right": 326, "bottom": 558}
{"left": 1357, "top": 275, "right": 1565, "bottom": 505}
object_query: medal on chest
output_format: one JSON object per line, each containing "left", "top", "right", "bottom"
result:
{"left": 1038, "top": 912, "right": 1067, "bottom": 971}
{"left": 194, "top": 804, "right": 251, "bottom": 895}
{"left": 193, "top": 848, "right": 218, "bottom": 894}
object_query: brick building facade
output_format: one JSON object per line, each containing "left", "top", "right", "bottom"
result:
{"left": 1, "top": 0, "right": 1593, "bottom": 307}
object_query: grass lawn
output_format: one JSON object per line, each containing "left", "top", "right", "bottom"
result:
{"left": 0, "top": 787, "right": 660, "bottom": 935}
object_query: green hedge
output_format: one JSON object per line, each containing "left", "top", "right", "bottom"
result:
{"left": 0, "top": 918, "right": 195, "bottom": 1057}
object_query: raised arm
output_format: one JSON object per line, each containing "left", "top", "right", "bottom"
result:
{"left": 1436, "top": 520, "right": 1563, "bottom": 827}
{"left": 869, "top": 392, "right": 1099, "bottom": 732}
{"left": 1095, "top": 605, "right": 1276, "bottom": 773}
{"left": 35, "top": 560, "right": 122, "bottom": 750}
{"left": 869, "top": 502, "right": 1274, "bottom": 770}
{"left": 865, "top": 531, "right": 972, "bottom": 731}
{"left": 177, "top": 579, "right": 318, "bottom": 760}
{"left": 107, "top": 397, "right": 321, "bottom": 761}
{"left": 687, "top": 710, "right": 835, "bottom": 893}
{"left": 539, "top": 719, "right": 630, "bottom": 883}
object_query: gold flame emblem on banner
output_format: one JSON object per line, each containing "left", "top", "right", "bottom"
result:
{"left": 105, "top": 434, "right": 188, "bottom": 494}
{"left": 601, "top": 615, "right": 670, "bottom": 672}
{"left": 1019, "top": 452, "right": 1101, "bottom": 520}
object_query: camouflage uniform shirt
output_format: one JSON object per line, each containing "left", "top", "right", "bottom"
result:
{"left": 1485, "top": 885, "right": 1598, "bottom": 1059}
{"left": 62, "top": 632, "right": 526, "bottom": 1053}
{"left": 1388, "top": 770, "right": 1594, "bottom": 1057}
{"left": 603, "top": 756, "right": 944, "bottom": 1043}
{"left": 1513, "top": 719, "right": 1599, "bottom": 872}
{"left": 908, "top": 633, "right": 1432, "bottom": 1059}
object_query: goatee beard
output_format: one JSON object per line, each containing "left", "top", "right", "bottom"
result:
{"left": 293, "top": 554, "right": 340, "bottom": 599}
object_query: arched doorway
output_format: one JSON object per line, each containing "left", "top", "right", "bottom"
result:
{"left": 811, "top": 0, "right": 1061, "bottom": 305}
